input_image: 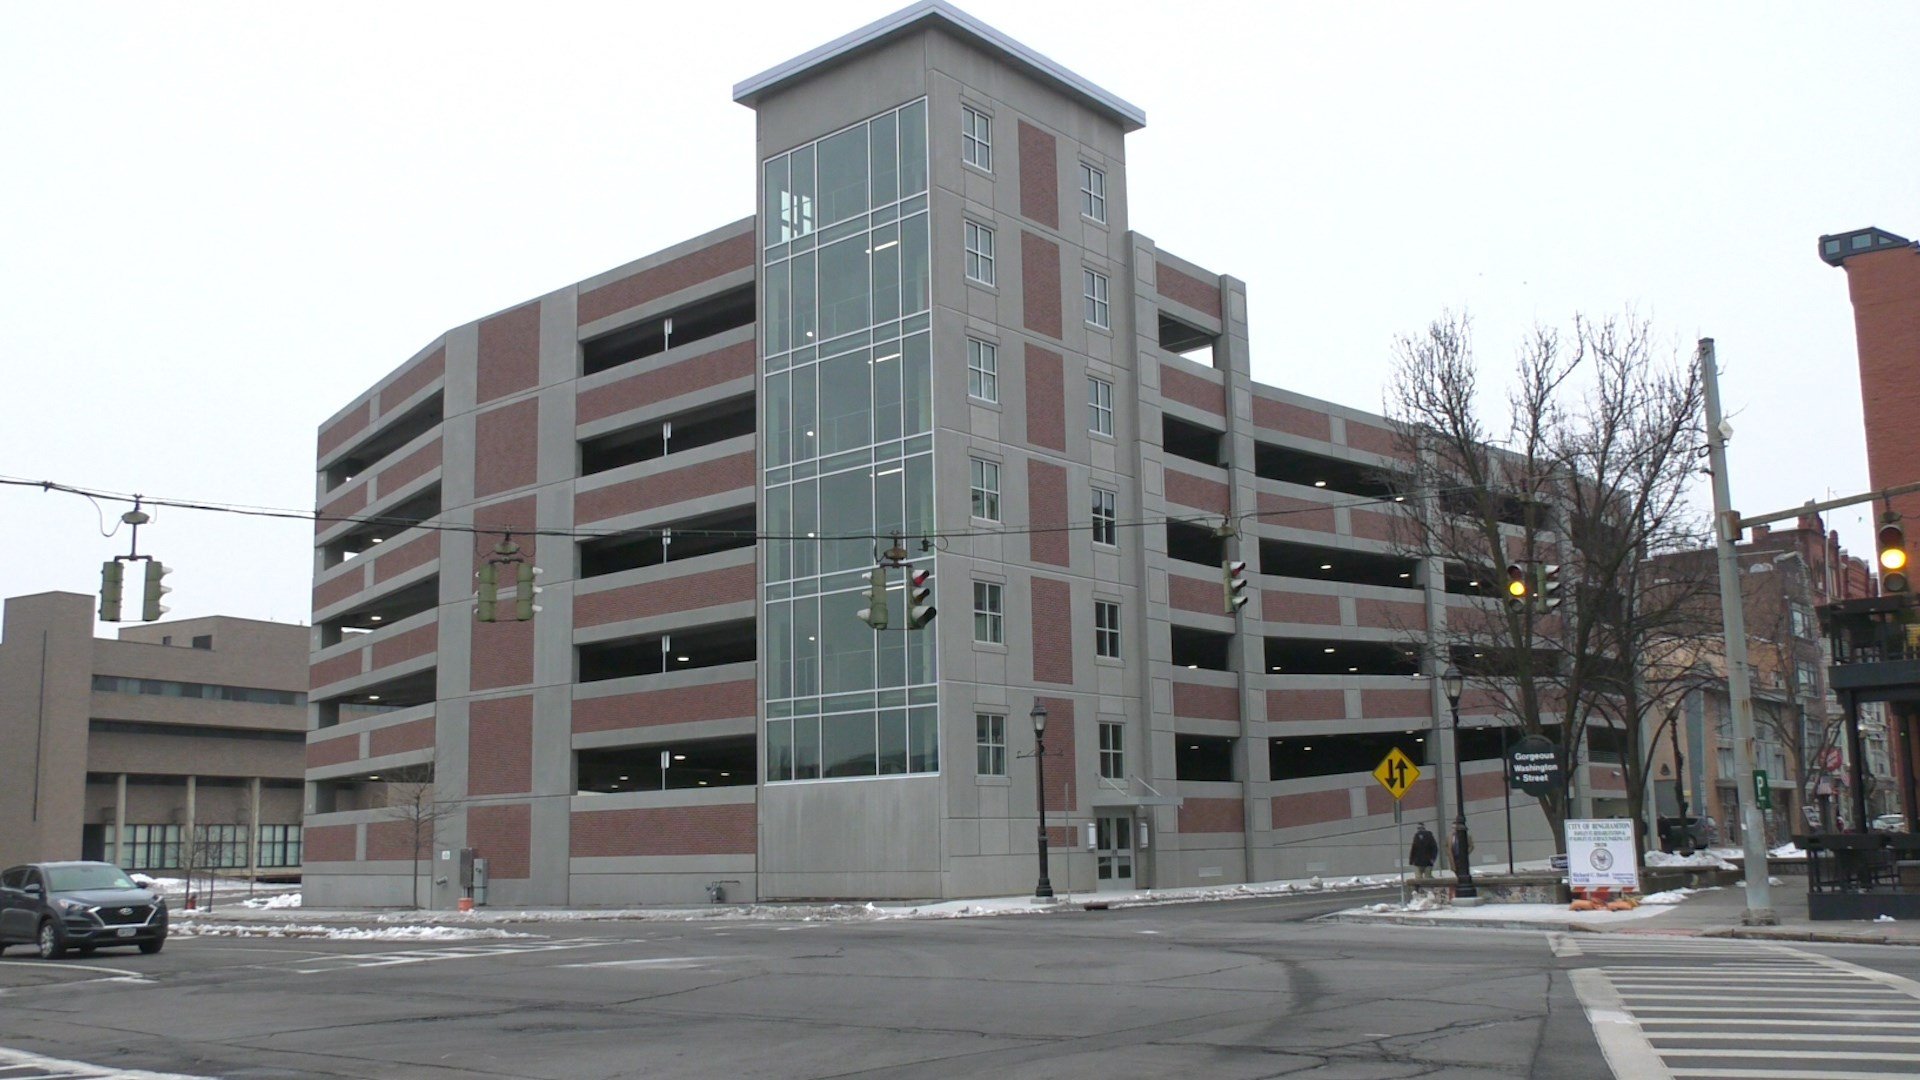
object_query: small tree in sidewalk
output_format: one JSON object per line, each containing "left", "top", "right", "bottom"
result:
{"left": 378, "top": 759, "right": 450, "bottom": 910}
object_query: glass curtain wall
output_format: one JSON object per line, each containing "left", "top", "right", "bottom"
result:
{"left": 762, "top": 100, "right": 938, "bottom": 783}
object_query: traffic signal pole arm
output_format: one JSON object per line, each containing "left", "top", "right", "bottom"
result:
{"left": 1726, "top": 478, "right": 1920, "bottom": 536}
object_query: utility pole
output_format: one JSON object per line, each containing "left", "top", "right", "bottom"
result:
{"left": 1699, "top": 338, "right": 1777, "bottom": 925}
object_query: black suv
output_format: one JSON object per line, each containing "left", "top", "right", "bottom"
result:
{"left": 0, "top": 862, "right": 168, "bottom": 958}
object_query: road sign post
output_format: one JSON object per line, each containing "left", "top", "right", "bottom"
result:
{"left": 1374, "top": 748, "right": 1422, "bottom": 906}
{"left": 1753, "top": 769, "right": 1772, "bottom": 811}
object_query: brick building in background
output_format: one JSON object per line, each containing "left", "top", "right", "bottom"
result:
{"left": 0, "top": 593, "right": 307, "bottom": 874}
{"left": 304, "top": 1, "right": 1630, "bottom": 907}
{"left": 1823, "top": 224, "right": 1920, "bottom": 826}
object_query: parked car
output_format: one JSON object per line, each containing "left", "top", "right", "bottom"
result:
{"left": 0, "top": 862, "right": 168, "bottom": 958}
{"left": 1873, "top": 814, "right": 1908, "bottom": 833}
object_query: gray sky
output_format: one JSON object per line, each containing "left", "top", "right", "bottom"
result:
{"left": 4, "top": 1, "right": 1916, "bottom": 630}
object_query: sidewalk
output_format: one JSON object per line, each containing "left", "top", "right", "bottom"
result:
{"left": 1328, "top": 880, "right": 1920, "bottom": 946}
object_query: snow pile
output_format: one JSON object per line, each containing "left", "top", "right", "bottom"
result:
{"left": 240, "top": 892, "right": 302, "bottom": 910}
{"left": 1768, "top": 843, "right": 1808, "bottom": 860}
{"left": 1639, "top": 888, "right": 1699, "bottom": 905}
{"left": 1645, "top": 851, "right": 1736, "bottom": 869}
{"left": 1877, "top": 915, "right": 1898, "bottom": 923}
{"left": 173, "top": 923, "right": 535, "bottom": 941}
{"left": 1732, "top": 876, "right": 1786, "bottom": 887}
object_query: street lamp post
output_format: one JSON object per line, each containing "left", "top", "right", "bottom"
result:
{"left": 1442, "top": 666, "right": 1477, "bottom": 900}
{"left": 1031, "top": 702, "right": 1055, "bottom": 901}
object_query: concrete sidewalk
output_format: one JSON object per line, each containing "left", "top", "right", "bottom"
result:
{"left": 1329, "top": 880, "right": 1920, "bottom": 946}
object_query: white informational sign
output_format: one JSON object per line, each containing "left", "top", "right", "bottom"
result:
{"left": 1564, "top": 818, "right": 1640, "bottom": 891}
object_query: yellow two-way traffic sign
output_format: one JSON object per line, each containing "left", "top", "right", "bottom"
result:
{"left": 1373, "top": 747, "right": 1420, "bottom": 801}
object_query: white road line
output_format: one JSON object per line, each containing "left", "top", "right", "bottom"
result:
{"left": 1625, "top": 1006, "right": 1920, "bottom": 1015}
{"left": 558, "top": 956, "right": 721, "bottom": 970}
{"left": 1662, "top": 1049, "right": 1920, "bottom": 1062}
{"left": 1644, "top": 1034, "right": 1920, "bottom": 1043}
{"left": 1670, "top": 1071, "right": 1920, "bottom": 1080}
{"left": 1637, "top": 1019, "right": 1920, "bottom": 1028}
{"left": 0, "top": 1046, "right": 207, "bottom": 1079}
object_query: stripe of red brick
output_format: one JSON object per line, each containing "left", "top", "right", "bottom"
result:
{"left": 1168, "top": 574, "right": 1219, "bottom": 615}
{"left": 477, "top": 302, "right": 542, "bottom": 405}
{"left": 1361, "top": 688, "right": 1432, "bottom": 719}
{"left": 1267, "top": 688, "right": 1345, "bottom": 722}
{"left": 312, "top": 569, "right": 366, "bottom": 613}
{"left": 1017, "top": 121, "right": 1058, "bottom": 229}
{"left": 364, "top": 820, "right": 427, "bottom": 861}
{"left": 572, "top": 679, "right": 757, "bottom": 734}
{"left": 1034, "top": 696, "right": 1075, "bottom": 811}
{"left": 469, "top": 696, "right": 533, "bottom": 796}
{"left": 471, "top": 616, "right": 534, "bottom": 692}
{"left": 305, "top": 735, "right": 361, "bottom": 769}
{"left": 367, "top": 716, "right": 435, "bottom": 759}
{"left": 1344, "top": 421, "right": 1400, "bottom": 457}
{"left": 473, "top": 398, "right": 539, "bottom": 499}
{"left": 379, "top": 345, "right": 445, "bottom": 415}
{"left": 577, "top": 233, "right": 755, "bottom": 326}
{"left": 1027, "top": 460, "right": 1069, "bottom": 567}
{"left": 1031, "top": 577, "right": 1074, "bottom": 685}
{"left": 576, "top": 339, "right": 754, "bottom": 425}
{"left": 371, "top": 533, "right": 438, "bottom": 585}
{"left": 569, "top": 803, "right": 758, "bottom": 857}
{"left": 318, "top": 402, "right": 371, "bottom": 459}
{"left": 1164, "top": 469, "right": 1228, "bottom": 515}
{"left": 1179, "top": 796, "right": 1243, "bottom": 833}
{"left": 1024, "top": 344, "right": 1066, "bottom": 451}
{"left": 303, "top": 824, "right": 356, "bottom": 862}
{"left": 574, "top": 451, "right": 754, "bottom": 524}
{"left": 1271, "top": 789, "right": 1350, "bottom": 828}
{"left": 371, "top": 624, "right": 436, "bottom": 670}
{"left": 374, "top": 437, "right": 441, "bottom": 496}
{"left": 1355, "top": 598, "right": 1426, "bottom": 631}
{"left": 1260, "top": 590, "right": 1340, "bottom": 625}
{"left": 318, "top": 483, "right": 368, "bottom": 529}
{"left": 1172, "top": 682, "right": 1239, "bottom": 721}
{"left": 1021, "top": 232, "right": 1062, "bottom": 339}
{"left": 467, "top": 803, "right": 532, "bottom": 878}
{"left": 1256, "top": 491, "right": 1336, "bottom": 533}
{"left": 309, "top": 651, "right": 364, "bottom": 691}
{"left": 1160, "top": 364, "right": 1225, "bottom": 416}
{"left": 1156, "top": 262, "right": 1222, "bottom": 319}
{"left": 1251, "top": 395, "right": 1332, "bottom": 442}
{"left": 573, "top": 563, "right": 755, "bottom": 628}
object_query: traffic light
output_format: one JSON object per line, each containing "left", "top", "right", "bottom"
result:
{"left": 1533, "top": 563, "right": 1562, "bottom": 613}
{"left": 141, "top": 561, "right": 171, "bottom": 622}
{"left": 1223, "top": 560, "right": 1250, "bottom": 614}
{"left": 99, "top": 561, "right": 124, "bottom": 622}
{"left": 906, "top": 567, "right": 937, "bottom": 629}
{"left": 1505, "top": 562, "right": 1529, "bottom": 613}
{"left": 857, "top": 566, "right": 890, "bottom": 629}
{"left": 476, "top": 561, "right": 499, "bottom": 623}
{"left": 514, "top": 562, "right": 541, "bottom": 622}
{"left": 1879, "top": 515, "right": 1909, "bottom": 594}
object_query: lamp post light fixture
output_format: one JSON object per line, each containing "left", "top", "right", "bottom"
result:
{"left": 1031, "top": 702, "right": 1055, "bottom": 901}
{"left": 1441, "top": 666, "right": 1477, "bottom": 900}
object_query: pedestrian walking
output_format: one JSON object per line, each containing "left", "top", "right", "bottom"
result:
{"left": 1409, "top": 824, "right": 1438, "bottom": 879}
{"left": 1450, "top": 822, "right": 1474, "bottom": 876}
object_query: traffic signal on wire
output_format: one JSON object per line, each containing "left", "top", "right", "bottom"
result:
{"left": 1223, "top": 559, "right": 1249, "bottom": 614}
{"left": 1533, "top": 563, "right": 1562, "bottom": 613}
{"left": 906, "top": 567, "right": 936, "bottom": 629}
{"left": 99, "top": 561, "right": 124, "bottom": 622}
{"left": 514, "top": 562, "right": 541, "bottom": 622}
{"left": 858, "top": 566, "right": 890, "bottom": 629}
{"left": 141, "top": 561, "right": 171, "bottom": 622}
{"left": 476, "top": 562, "right": 499, "bottom": 622}
{"left": 1879, "top": 515, "right": 1909, "bottom": 593}
{"left": 1505, "top": 563, "right": 1529, "bottom": 613}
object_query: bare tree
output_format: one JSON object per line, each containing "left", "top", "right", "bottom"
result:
{"left": 378, "top": 760, "right": 450, "bottom": 909}
{"left": 1388, "top": 310, "right": 1713, "bottom": 853}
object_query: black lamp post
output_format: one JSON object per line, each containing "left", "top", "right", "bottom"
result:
{"left": 1442, "top": 666, "right": 1477, "bottom": 899}
{"left": 1031, "top": 702, "right": 1055, "bottom": 900}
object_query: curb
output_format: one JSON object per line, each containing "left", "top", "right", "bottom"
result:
{"left": 1705, "top": 927, "right": 1917, "bottom": 947}
{"left": 1322, "top": 912, "right": 1602, "bottom": 934}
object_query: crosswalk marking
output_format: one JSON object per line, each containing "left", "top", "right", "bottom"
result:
{"left": 1562, "top": 933, "right": 1920, "bottom": 1080}
{"left": 289, "top": 938, "right": 614, "bottom": 974}
{"left": 0, "top": 1046, "right": 207, "bottom": 1079}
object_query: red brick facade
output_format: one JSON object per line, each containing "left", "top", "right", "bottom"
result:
{"left": 306, "top": 734, "right": 360, "bottom": 769}
{"left": 1179, "top": 796, "right": 1243, "bottom": 833}
{"left": 1256, "top": 491, "right": 1336, "bottom": 533}
{"left": 304, "top": 824, "right": 356, "bottom": 863}
{"left": 1261, "top": 590, "right": 1340, "bottom": 625}
{"left": 1021, "top": 232, "right": 1062, "bottom": 339}
{"left": 573, "top": 680, "right": 756, "bottom": 734}
{"left": 574, "top": 451, "right": 754, "bottom": 524}
{"left": 570, "top": 803, "right": 757, "bottom": 857}
{"left": 1268, "top": 688, "right": 1346, "bottom": 722}
{"left": 1024, "top": 344, "right": 1066, "bottom": 451}
{"left": 574, "top": 562, "right": 755, "bottom": 627}
{"left": 1271, "top": 789, "right": 1351, "bottom": 828}
{"left": 476, "top": 301, "right": 542, "bottom": 406}
{"left": 1156, "top": 262, "right": 1222, "bottom": 319}
{"left": 367, "top": 716, "right": 435, "bottom": 759}
{"left": 1031, "top": 577, "right": 1074, "bottom": 685}
{"left": 1026, "top": 459, "right": 1069, "bottom": 567}
{"left": 470, "top": 616, "right": 534, "bottom": 692}
{"left": 1034, "top": 696, "right": 1075, "bottom": 811}
{"left": 1251, "top": 395, "right": 1332, "bottom": 442}
{"left": 372, "top": 532, "right": 438, "bottom": 585}
{"left": 318, "top": 401, "right": 371, "bottom": 458}
{"left": 364, "top": 820, "right": 429, "bottom": 862}
{"left": 1169, "top": 574, "right": 1220, "bottom": 615}
{"left": 472, "top": 691, "right": 541, "bottom": 795}
{"left": 577, "top": 339, "right": 753, "bottom": 424}
{"left": 473, "top": 398, "right": 540, "bottom": 499}
{"left": 380, "top": 345, "right": 445, "bottom": 415}
{"left": 1172, "top": 681, "right": 1239, "bottom": 721}
{"left": 1160, "top": 364, "right": 1224, "bottom": 416}
{"left": 577, "top": 232, "right": 754, "bottom": 326}
{"left": 467, "top": 803, "right": 532, "bottom": 878}
{"left": 371, "top": 624, "right": 436, "bottom": 670}
{"left": 1017, "top": 120, "right": 1058, "bottom": 229}
{"left": 1163, "top": 469, "right": 1228, "bottom": 515}
{"left": 374, "top": 437, "right": 442, "bottom": 495}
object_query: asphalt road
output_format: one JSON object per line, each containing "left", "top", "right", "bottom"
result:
{"left": 4, "top": 889, "right": 1917, "bottom": 1080}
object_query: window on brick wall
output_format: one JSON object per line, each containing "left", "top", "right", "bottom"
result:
{"left": 974, "top": 581, "right": 1004, "bottom": 644}
{"left": 1095, "top": 600, "right": 1121, "bottom": 659}
{"left": 976, "top": 713, "right": 1006, "bottom": 776}
{"left": 1091, "top": 487, "right": 1117, "bottom": 547}
{"left": 970, "top": 457, "right": 1000, "bottom": 521}
{"left": 1099, "top": 721, "right": 1124, "bottom": 780}
{"left": 964, "top": 220, "right": 995, "bottom": 285}
{"left": 1083, "top": 269, "right": 1109, "bottom": 329}
{"left": 1088, "top": 376, "right": 1113, "bottom": 436}
{"left": 1080, "top": 163, "right": 1106, "bottom": 223}
{"left": 962, "top": 105, "right": 992, "bottom": 171}
{"left": 968, "top": 338, "right": 998, "bottom": 403}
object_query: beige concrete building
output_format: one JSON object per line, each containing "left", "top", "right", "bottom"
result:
{"left": 0, "top": 592, "right": 308, "bottom": 875}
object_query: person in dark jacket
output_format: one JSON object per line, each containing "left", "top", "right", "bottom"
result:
{"left": 1409, "top": 824, "right": 1439, "bottom": 878}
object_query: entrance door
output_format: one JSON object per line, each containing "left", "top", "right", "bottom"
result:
{"left": 1095, "top": 814, "right": 1135, "bottom": 891}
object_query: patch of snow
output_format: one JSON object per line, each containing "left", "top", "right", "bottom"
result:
{"left": 1639, "top": 889, "right": 1698, "bottom": 905}
{"left": 173, "top": 923, "right": 536, "bottom": 941}
{"left": 1769, "top": 843, "right": 1808, "bottom": 859}
{"left": 1877, "top": 915, "right": 1898, "bottom": 923}
{"left": 1645, "top": 851, "right": 1736, "bottom": 869}
{"left": 239, "top": 892, "right": 302, "bottom": 910}
{"left": 1343, "top": 901, "right": 1668, "bottom": 924}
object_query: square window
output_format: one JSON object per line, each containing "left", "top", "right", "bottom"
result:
{"left": 965, "top": 220, "right": 996, "bottom": 285}
{"left": 1099, "top": 721, "right": 1124, "bottom": 780}
{"left": 970, "top": 457, "right": 1000, "bottom": 521}
{"left": 968, "top": 338, "right": 998, "bottom": 403}
{"left": 1083, "top": 269, "right": 1109, "bottom": 329}
{"left": 1095, "top": 599, "right": 1121, "bottom": 659}
{"left": 962, "top": 106, "right": 992, "bottom": 171}
{"left": 1091, "top": 487, "right": 1117, "bottom": 547}
{"left": 1080, "top": 163, "right": 1106, "bottom": 223}
{"left": 974, "top": 581, "right": 1004, "bottom": 643}
{"left": 976, "top": 713, "right": 1006, "bottom": 776}
{"left": 1088, "top": 376, "right": 1114, "bottom": 436}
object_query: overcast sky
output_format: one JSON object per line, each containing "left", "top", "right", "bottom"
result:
{"left": 3, "top": 1, "right": 1916, "bottom": 632}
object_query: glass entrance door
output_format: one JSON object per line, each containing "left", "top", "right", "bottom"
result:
{"left": 1095, "top": 814, "right": 1135, "bottom": 891}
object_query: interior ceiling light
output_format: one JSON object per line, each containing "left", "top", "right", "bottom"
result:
{"left": 1313, "top": 480, "right": 1327, "bottom": 488}
{"left": 1186, "top": 663, "right": 1198, "bottom": 669}
{"left": 371, "top": 537, "right": 384, "bottom": 544}
{"left": 369, "top": 614, "right": 384, "bottom": 621}
{"left": 1347, "top": 667, "right": 1358, "bottom": 673}
{"left": 1320, "top": 563, "right": 1333, "bottom": 570}
{"left": 676, "top": 655, "right": 691, "bottom": 662}
{"left": 1323, "top": 647, "right": 1336, "bottom": 654}
{"left": 366, "top": 694, "right": 381, "bottom": 701}
{"left": 368, "top": 774, "right": 381, "bottom": 781}
{"left": 673, "top": 754, "right": 687, "bottom": 761}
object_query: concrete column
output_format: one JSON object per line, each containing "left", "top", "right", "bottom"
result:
{"left": 113, "top": 774, "right": 127, "bottom": 866}
{"left": 247, "top": 777, "right": 262, "bottom": 883}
